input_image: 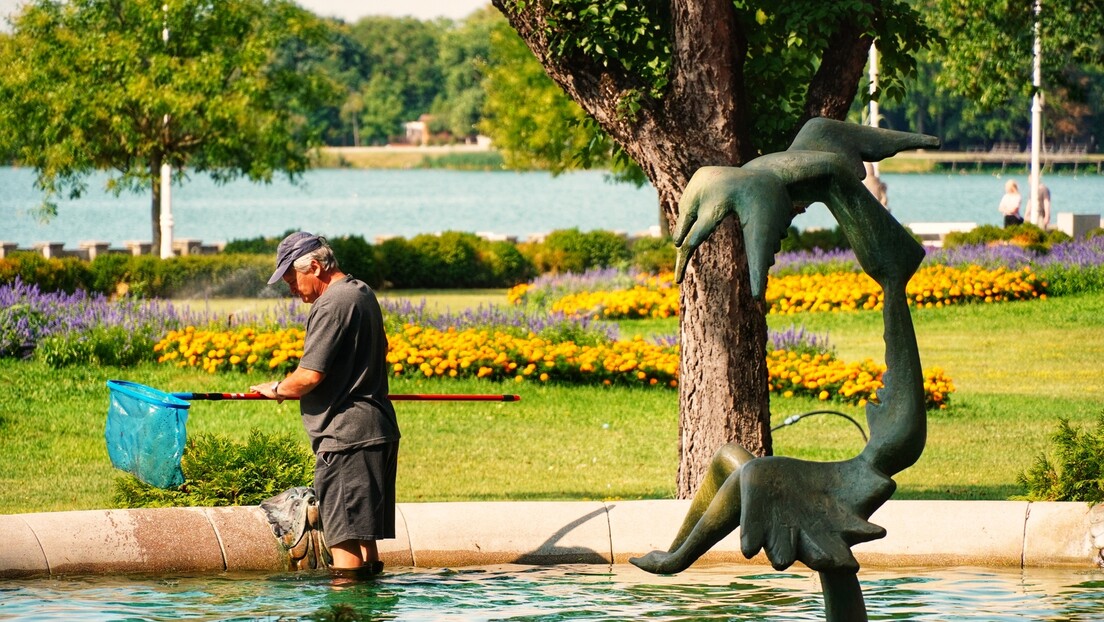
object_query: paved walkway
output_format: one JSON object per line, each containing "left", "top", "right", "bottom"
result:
{"left": 1, "top": 500, "right": 1101, "bottom": 578}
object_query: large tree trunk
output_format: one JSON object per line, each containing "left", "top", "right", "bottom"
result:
{"left": 493, "top": 0, "right": 875, "bottom": 499}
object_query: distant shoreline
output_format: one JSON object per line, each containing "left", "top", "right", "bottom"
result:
{"left": 314, "top": 144, "right": 503, "bottom": 170}
{"left": 315, "top": 145, "right": 1103, "bottom": 175}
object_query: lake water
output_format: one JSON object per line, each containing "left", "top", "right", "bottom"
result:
{"left": 1, "top": 166, "right": 1102, "bottom": 248}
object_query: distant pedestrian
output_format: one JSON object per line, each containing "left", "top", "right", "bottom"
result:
{"left": 1027, "top": 183, "right": 1051, "bottom": 229}
{"left": 998, "top": 179, "right": 1023, "bottom": 227}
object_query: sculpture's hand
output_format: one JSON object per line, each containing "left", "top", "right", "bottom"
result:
{"left": 673, "top": 167, "right": 793, "bottom": 296}
{"left": 737, "top": 457, "right": 893, "bottom": 573}
{"left": 673, "top": 184, "right": 727, "bottom": 284}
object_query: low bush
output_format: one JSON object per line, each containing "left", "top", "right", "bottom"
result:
{"left": 943, "top": 223, "right": 1071, "bottom": 251}
{"left": 36, "top": 326, "right": 156, "bottom": 368}
{"left": 629, "top": 236, "right": 675, "bottom": 273}
{"left": 0, "top": 252, "right": 95, "bottom": 293}
{"left": 780, "top": 226, "right": 852, "bottom": 252}
{"left": 113, "top": 429, "right": 314, "bottom": 508}
{"left": 520, "top": 228, "right": 631, "bottom": 274}
{"left": 1017, "top": 412, "right": 1104, "bottom": 503}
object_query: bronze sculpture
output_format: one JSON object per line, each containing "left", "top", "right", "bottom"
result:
{"left": 631, "top": 118, "right": 940, "bottom": 621}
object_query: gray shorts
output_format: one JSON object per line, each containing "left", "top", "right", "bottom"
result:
{"left": 314, "top": 442, "right": 399, "bottom": 546}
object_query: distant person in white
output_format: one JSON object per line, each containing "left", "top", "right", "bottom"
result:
{"left": 998, "top": 179, "right": 1023, "bottom": 227}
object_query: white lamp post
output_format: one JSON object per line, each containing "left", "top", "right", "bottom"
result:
{"left": 158, "top": 3, "right": 174, "bottom": 259}
{"left": 1026, "top": 0, "right": 1044, "bottom": 227}
{"left": 868, "top": 42, "right": 880, "bottom": 176}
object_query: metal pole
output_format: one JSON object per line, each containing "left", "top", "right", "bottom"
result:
{"left": 158, "top": 3, "right": 174, "bottom": 259}
{"left": 868, "top": 43, "right": 880, "bottom": 178}
{"left": 1027, "top": 0, "right": 1044, "bottom": 227}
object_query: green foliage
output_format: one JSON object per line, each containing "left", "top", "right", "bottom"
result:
{"left": 943, "top": 223, "right": 1071, "bottom": 250}
{"left": 419, "top": 151, "right": 506, "bottom": 170}
{"left": 431, "top": 7, "right": 500, "bottom": 138}
{"left": 780, "top": 226, "right": 852, "bottom": 252}
{"left": 1039, "top": 265, "right": 1104, "bottom": 298}
{"left": 113, "top": 429, "right": 314, "bottom": 508}
{"left": 36, "top": 326, "right": 156, "bottom": 368}
{"left": 538, "top": 0, "right": 671, "bottom": 99}
{"left": 521, "top": 228, "right": 631, "bottom": 274}
{"left": 479, "top": 16, "right": 647, "bottom": 184}
{"left": 629, "top": 236, "right": 675, "bottom": 273}
{"left": 328, "top": 235, "right": 384, "bottom": 289}
{"left": 0, "top": 0, "right": 339, "bottom": 232}
{"left": 115, "top": 255, "right": 275, "bottom": 298}
{"left": 1017, "top": 413, "right": 1104, "bottom": 503}
{"left": 0, "top": 253, "right": 96, "bottom": 294}
{"left": 377, "top": 232, "right": 537, "bottom": 289}
{"left": 348, "top": 16, "right": 444, "bottom": 143}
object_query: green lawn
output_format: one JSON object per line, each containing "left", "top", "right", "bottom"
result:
{"left": 1, "top": 292, "right": 1101, "bottom": 514}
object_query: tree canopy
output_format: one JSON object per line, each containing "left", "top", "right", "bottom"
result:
{"left": 0, "top": 0, "right": 339, "bottom": 248}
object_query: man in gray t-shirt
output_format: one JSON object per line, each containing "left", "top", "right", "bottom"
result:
{"left": 252, "top": 232, "right": 399, "bottom": 581}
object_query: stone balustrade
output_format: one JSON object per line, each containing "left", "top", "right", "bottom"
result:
{"left": 0, "top": 239, "right": 226, "bottom": 261}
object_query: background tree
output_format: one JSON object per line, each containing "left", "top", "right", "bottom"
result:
{"left": 878, "top": 0, "right": 1104, "bottom": 149}
{"left": 0, "top": 0, "right": 339, "bottom": 251}
{"left": 491, "top": 0, "right": 932, "bottom": 497}
{"left": 431, "top": 6, "right": 499, "bottom": 140}
{"left": 347, "top": 16, "right": 444, "bottom": 144}
{"left": 480, "top": 13, "right": 647, "bottom": 186}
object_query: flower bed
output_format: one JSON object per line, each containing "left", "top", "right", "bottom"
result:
{"left": 152, "top": 324, "right": 954, "bottom": 409}
{"left": 766, "top": 265, "right": 1046, "bottom": 314}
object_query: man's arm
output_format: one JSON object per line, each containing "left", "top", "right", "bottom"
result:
{"left": 251, "top": 366, "right": 325, "bottom": 403}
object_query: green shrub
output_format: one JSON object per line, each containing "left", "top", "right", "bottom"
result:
{"left": 221, "top": 229, "right": 295, "bottom": 255}
{"left": 0, "top": 253, "right": 95, "bottom": 293}
{"left": 377, "top": 237, "right": 427, "bottom": 289}
{"left": 1017, "top": 413, "right": 1104, "bottom": 503}
{"left": 376, "top": 232, "right": 535, "bottom": 288}
{"left": 522, "top": 228, "right": 632, "bottom": 274}
{"left": 630, "top": 236, "right": 675, "bottom": 273}
{"left": 36, "top": 326, "right": 156, "bottom": 368}
{"left": 481, "top": 240, "right": 537, "bottom": 286}
{"left": 779, "top": 226, "right": 851, "bottom": 252}
{"left": 410, "top": 231, "right": 485, "bottom": 287}
{"left": 329, "top": 234, "right": 384, "bottom": 289}
{"left": 113, "top": 429, "right": 314, "bottom": 508}
{"left": 115, "top": 254, "right": 273, "bottom": 298}
{"left": 943, "top": 223, "right": 1071, "bottom": 251}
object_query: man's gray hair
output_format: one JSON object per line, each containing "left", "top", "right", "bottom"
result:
{"left": 292, "top": 239, "right": 338, "bottom": 273}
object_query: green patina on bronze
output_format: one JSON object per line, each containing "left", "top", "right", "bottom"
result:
{"left": 632, "top": 118, "right": 940, "bottom": 622}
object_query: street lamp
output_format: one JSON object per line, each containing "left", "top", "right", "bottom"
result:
{"left": 159, "top": 2, "right": 174, "bottom": 259}
{"left": 1026, "top": 0, "right": 1044, "bottom": 227}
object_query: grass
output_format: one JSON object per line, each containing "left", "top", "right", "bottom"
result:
{"left": 1, "top": 291, "right": 1101, "bottom": 514}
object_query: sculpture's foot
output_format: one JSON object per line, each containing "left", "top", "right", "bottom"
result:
{"left": 629, "top": 550, "right": 688, "bottom": 575}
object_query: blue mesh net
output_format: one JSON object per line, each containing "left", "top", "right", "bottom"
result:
{"left": 105, "top": 380, "right": 190, "bottom": 489}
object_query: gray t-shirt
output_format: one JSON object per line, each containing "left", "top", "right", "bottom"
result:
{"left": 298, "top": 275, "right": 399, "bottom": 453}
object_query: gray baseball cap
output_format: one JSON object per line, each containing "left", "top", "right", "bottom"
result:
{"left": 267, "top": 232, "right": 324, "bottom": 285}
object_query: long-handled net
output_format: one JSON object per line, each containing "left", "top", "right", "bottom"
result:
{"left": 105, "top": 379, "right": 520, "bottom": 488}
{"left": 105, "top": 380, "right": 191, "bottom": 489}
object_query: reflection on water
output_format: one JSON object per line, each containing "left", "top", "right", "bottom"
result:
{"left": 2, "top": 565, "right": 1102, "bottom": 621}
